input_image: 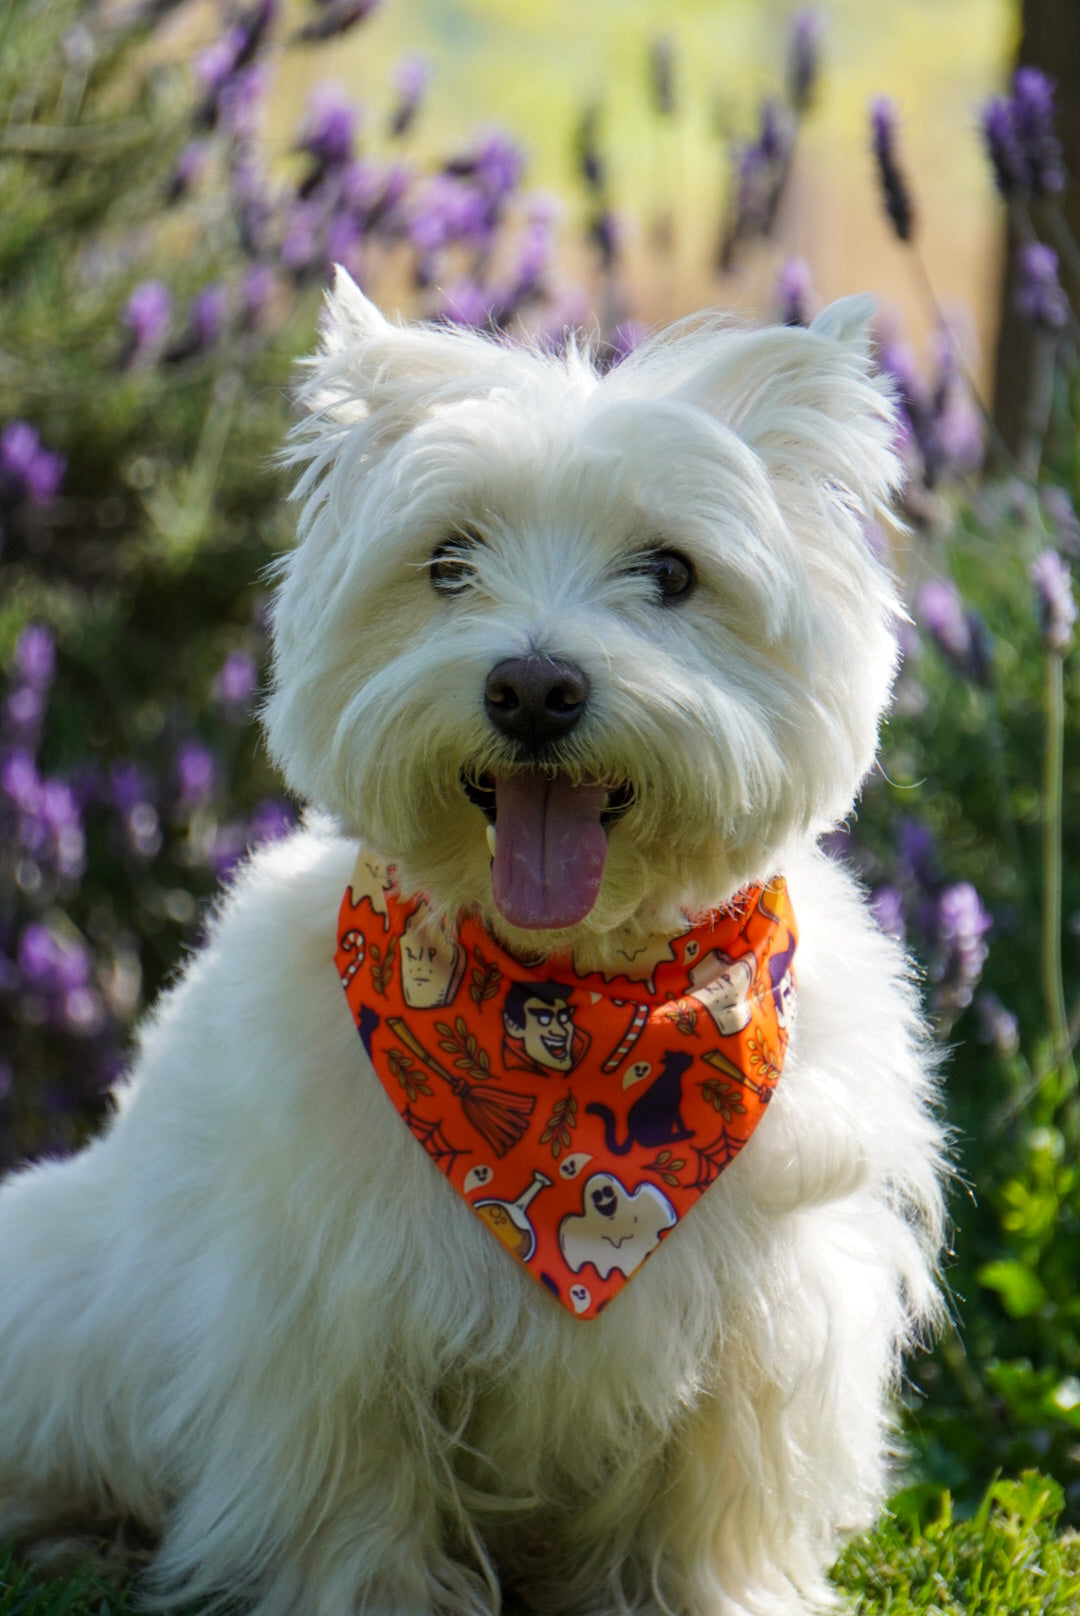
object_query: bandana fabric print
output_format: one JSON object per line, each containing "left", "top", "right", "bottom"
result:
{"left": 335, "top": 852, "right": 797, "bottom": 1320}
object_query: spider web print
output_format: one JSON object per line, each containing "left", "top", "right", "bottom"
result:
{"left": 690, "top": 1128, "right": 746, "bottom": 1193}
{"left": 401, "top": 1105, "right": 468, "bottom": 1175}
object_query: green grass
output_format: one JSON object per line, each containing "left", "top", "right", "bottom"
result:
{"left": 831, "top": 1473, "right": 1080, "bottom": 1614}
{"left": 4, "top": 1474, "right": 1079, "bottom": 1615}
{"left": 0, "top": 1545, "right": 134, "bottom": 1616}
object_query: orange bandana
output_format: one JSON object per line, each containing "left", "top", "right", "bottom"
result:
{"left": 336, "top": 852, "right": 797, "bottom": 1319}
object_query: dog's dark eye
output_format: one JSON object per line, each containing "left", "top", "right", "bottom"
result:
{"left": 636, "top": 549, "right": 695, "bottom": 604}
{"left": 429, "top": 528, "right": 481, "bottom": 595}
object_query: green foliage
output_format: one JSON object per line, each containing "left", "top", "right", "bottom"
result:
{"left": 831, "top": 1473, "right": 1080, "bottom": 1614}
{"left": 848, "top": 492, "right": 1080, "bottom": 1514}
{"left": 0, "top": 1544, "right": 135, "bottom": 1616}
{"left": 4, "top": 1475, "right": 1079, "bottom": 1615}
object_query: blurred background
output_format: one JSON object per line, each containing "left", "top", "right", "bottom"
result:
{"left": 265, "top": 0, "right": 1016, "bottom": 380}
{"left": 3, "top": 0, "right": 1080, "bottom": 1544}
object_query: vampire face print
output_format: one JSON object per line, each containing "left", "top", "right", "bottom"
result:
{"left": 399, "top": 907, "right": 466, "bottom": 1009}
{"left": 768, "top": 933, "right": 797, "bottom": 1029}
{"left": 687, "top": 949, "right": 756, "bottom": 1036}
{"left": 501, "top": 980, "right": 589, "bottom": 1074}
{"left": 558, "top": 1172, "right": 677, "bottom": 1280}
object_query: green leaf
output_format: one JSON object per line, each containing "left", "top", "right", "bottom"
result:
{"left": 976, "top": 1259, "right": 1048, "bottom": 1318}
{"left": 990, "top": 1469, "right": 1065, "bottom": 1529}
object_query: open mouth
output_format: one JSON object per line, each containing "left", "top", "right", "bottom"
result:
{"left": 462, "top": 772, "right": 633, "bottom": 827}
{"left": 461, "top": 769, "right": 634, "bottom": 931}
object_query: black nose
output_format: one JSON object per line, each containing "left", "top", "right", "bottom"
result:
{"left": 484, "top": 655, "right": 589, "bottom": 750}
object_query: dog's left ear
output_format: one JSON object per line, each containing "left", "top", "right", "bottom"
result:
{"left": 807, "top": 292, "right": 876, "bottom": 351}
{"left": 665, "top": 294, "right": 900, "bottom": 514}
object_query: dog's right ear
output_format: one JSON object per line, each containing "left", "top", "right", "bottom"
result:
{"left": 299, "top": 267, "right": 501, "bottom": 431}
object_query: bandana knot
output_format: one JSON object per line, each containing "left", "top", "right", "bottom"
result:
{"left": 336, "top": 852, "right": 797, "bottom": 1319}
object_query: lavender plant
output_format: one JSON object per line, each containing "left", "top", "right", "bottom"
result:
{"left": 852, "top": 63, "right": 1080, "bottom": 1514}
{"left": 0, "top": 0, "right": 587, "bottom": 1166}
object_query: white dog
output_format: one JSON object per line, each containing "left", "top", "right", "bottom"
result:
{"left": 0, "top": 275, "right": 944, "bottom": 1616}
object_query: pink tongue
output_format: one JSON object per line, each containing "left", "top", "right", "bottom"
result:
{"left": 491, "top": 774, "right": 608, "bottom": 930}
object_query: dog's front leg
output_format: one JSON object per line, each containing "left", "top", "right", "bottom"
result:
{"left": 0, "top": 1140, "right": 162, "bottom": 1546}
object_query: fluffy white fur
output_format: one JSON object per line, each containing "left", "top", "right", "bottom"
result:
{"left": 0, "top": 277, "right": 945, "bottom": 1616}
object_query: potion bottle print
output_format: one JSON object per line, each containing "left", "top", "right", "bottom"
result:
{"left": 474, "top": 1171, "right": 552, "bottom": 1261}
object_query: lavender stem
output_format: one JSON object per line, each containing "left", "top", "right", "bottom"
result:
{"left": 1041, "top": 646, "right": 1077, "bottom": 1127}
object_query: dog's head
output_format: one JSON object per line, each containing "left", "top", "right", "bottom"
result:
{"left": 265, "top": 272, "right": 902, "bottom": 951}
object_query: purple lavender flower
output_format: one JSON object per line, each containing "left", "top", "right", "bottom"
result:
{"left": 281, "top": 200, "right": 325, "bottom": 275}
{"left": 932, "top": 882, "right": 992, "bottom": 1015}
{"left": 1016, "top": 243, "right": 1069, "bottom": 332}
{"left": 877, "top": 332, "right": 979, "bottom": 488}
{"left": 1030, "top": 548, "right": 1076, "bottom": 652}
{"left": 409, "top": 175, "right": 491, "bottom": 254}
{"left": 934, "top": 384, "right": 984, "bottom": 474}
{"left": 983, "top": 70, "right": 1066, "bottom": 201}
{"left": 18, "top": 923, "right": 58, "bottom": 985}
{"left": 469, "top": 131, "right": 524, "bottom": 204}
{"left": 721, "top": 103, "right": 793, "bottom": 262}
{"left": 0, "top": 422, "right": 65, "bottom": 504}
{"left": 648, "top": 34, "right": 676, "bottom": 118}
{"left": 14, "top": 624, "right": 55, "bottom": 689}
{"left": 300, "top": 81, "right": 359, "bottom": 169}
{"left": 1041, "top": 486, "right": 1080, "bottom": 556}
{"left": 758, "top": 98, "right": 792, "bottom": 164}
{"left": 168, "top": 140, "right": 209, "bottom": 203}
{"left": 196, "top": 0, "right": 275, "bottom": 111}
{"left": 325, "top": 213, "right": 363, "bottom": 277}
{"left": 871, "top": 885, "right": 906, "bottom": 941}
{"left": 506, "top": 202, "right": 557, "bottom": 304}
{"left": 896, "top": 817, "right": 937, "bottom": 892}
{"left": 166, "top": 284, "right": 228, "bottom": 361}
{"left": 193, "top": 283, "right": 228, "bottom": 349}
{"left": 774, "top": 257, "right": 815, "bottom": 326}
{"left": 390, "top": 54, "right": 430, "bottom": 138}
{"left": 51, "top": 932, "right": 92, "bottom": 993}
{"left": 215, "top": 649, "right": 258, "bottom": 710}
{"left": 175, "top": 740, "right": 216, "bottom": 805}
{"left": 249, "top": 798, "right": 296, "bottom": 845}
{"left": 231, "top": 153, "right": 274, "bottom": 256}
{"left": 917, "top": 579, "right": 970, "bottom": 660}
{"left": 196, "top": 27, "right": 247, "bottom": 93}
{"left": 209, "top": 820, "right": 249, "bottom": 878}
{"left": 440, "top": 281, "right": 493, "bottom": 328}
{"left": 1, "top": 748, "right": 41, "bottom": 811}
{"left": 241, "top": 263, "right": 275, "bottom": 329}
{"left": 870, "top": 97, "right": 915, "bottom": 242}
{"left": 976, "top": 990, "right": 1020, "bottom": 1057}
{"left": 1012, "top": 67, "right": 1065, "bottom": 198}
{"left": 122, "top": 281, "right": 172, "bottom": 360}
{"left": 787, "top": 10, "right": 824, "bottom": 114}
{"left": 5, "top": 685, "right": 44, "bottom": 736}
{"left": 982, "top": 96, "right": 1027, "bottom": 198}
{"left": 606, "top": 321, "right": 647, "bottom": 364}
{"left": 110, "top": 759, "right": 153, "bottom": 811}
{"left": 917, "top": 578, "right": 993, "bottom": 681}
{"left": 219, "top": 62, "right": 269, "bottom": 142}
